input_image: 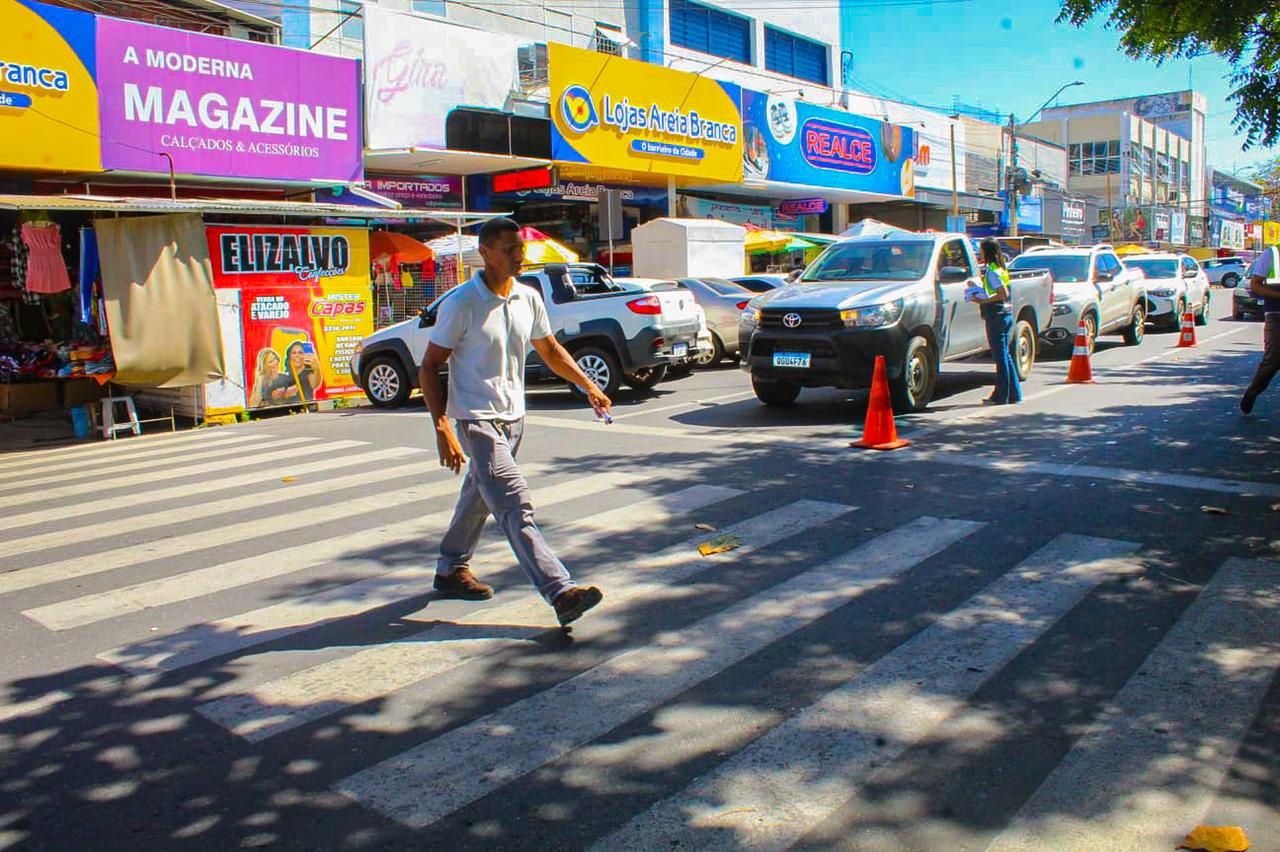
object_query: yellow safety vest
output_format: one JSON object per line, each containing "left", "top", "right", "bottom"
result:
{"left": 981, "top": 263, "right": 1010, "bottom": 297}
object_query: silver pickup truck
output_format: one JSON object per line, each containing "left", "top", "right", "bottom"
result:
{"left": 739, "top": 232, "right": 1053, "bottom": 412}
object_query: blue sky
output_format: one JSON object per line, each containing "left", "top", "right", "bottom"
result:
{"left": 845, "top": 0, "right": 1274, "bottom": 177}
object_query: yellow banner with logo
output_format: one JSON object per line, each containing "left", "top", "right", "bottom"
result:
{"left": 0, "top": 0, "right": 101, "bottom": 172}
{"left": 549, "top": 42, "right": 742, "bottom": 184}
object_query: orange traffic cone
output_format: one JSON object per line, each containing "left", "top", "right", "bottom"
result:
{"left": 1065, "top": 317, "right": 1095, "bottom": 384}
{"left": 852, "top": 355, "right": 910, "bottom": 450}
{"left": 1177, "top": 310, "right": 1198, "bottom": 347}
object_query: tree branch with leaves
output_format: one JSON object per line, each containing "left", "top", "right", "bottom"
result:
{"left": 1058, "top": 1, "right": 1280, "bottom": 148}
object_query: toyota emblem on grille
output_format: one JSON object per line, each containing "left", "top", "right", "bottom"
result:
{"left": 782, "top": 312, "right": 802, "bottom": 328}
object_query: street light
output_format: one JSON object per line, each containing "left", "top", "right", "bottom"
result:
{"left": 1009, "top": 81, "right": 1085, "bottom": 237}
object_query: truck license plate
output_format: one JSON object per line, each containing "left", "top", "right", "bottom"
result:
{"left": 773, "top": 352, "right": 810, "bottom": 368}
{"left": 673, "top": 343, "right": 688, "bottom": 357}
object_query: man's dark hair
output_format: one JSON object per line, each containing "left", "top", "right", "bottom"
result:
{"left": 479, "top": 217, "right": 521, "bottom": 247}
{"left": 979, "top": 237, "right": 1004, "bottom": 267}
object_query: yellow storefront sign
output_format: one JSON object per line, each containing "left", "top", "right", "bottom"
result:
{"left": 0, "top": 0, "right": 101, "bottom": 172}
{"left": 549, "top": 42, "right": 742, "bottom": 183}
{"left": 1264, "top": 221, "right": 1280, "bottom": 245}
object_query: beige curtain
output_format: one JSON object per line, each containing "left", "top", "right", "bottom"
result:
{"left": 97, "top": 213, "right": 225, "bottom": 387}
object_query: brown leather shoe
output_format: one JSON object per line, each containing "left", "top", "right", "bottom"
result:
{"left": 433, "top": 568, "right": 493, "bottom": 600}
{"left": 553, "top": 586, "right": 603, "bottom": 626}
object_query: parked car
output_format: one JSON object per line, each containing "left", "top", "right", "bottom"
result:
{"left": 1202, "top": 256, "right": 1247, "bottom": 288}
{"left": 674, "top": 277, "right": 754, "bottom": 365}
{"left": 738, "top": 232, "right": 1052, "bottom": 412}
{"left": 1009, "top": 244, "right": 1147, "bottom": 353}
{"left": 731, "top": 274, "right": 790, "bottom": 293}
{"left": 1124, "top": 253, "right": 1211, "bottom": 328}
{"left": 352, "top": 263, "right": 702, "bottom": 406}
{"left": 613, "top": 277, "right": 714, "bottom": 372}
{"left": 1233, "top": 282, "right": 1268, "bottom": 321}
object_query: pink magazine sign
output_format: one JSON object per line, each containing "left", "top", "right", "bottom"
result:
{"left": 96, "top": 17, "right": 362, "bottom": 182}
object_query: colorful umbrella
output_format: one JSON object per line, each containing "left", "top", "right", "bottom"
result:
{"left": 519, "top": 226, "right": 580, "bottom": 265}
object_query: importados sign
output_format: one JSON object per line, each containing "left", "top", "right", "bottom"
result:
{"left": 550, "top": 43, "right": 742, "bottom": 183}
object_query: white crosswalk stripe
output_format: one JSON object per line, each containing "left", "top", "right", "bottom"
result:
{"left": 0, "top": 444, "right": 418, "bottom": 534}
{"left": 196, "top": 492, "right": 827, "bottom": 741}
{"left": 595, "top": 534, "right": 1141, "bottom": 850}
{"left": 22, "top": 466, "right": 647, "bottom": 629}
{"left": 96, "top": 470, "right": 693, "bottom": 674}
{"left": 0, "top": 426, "right": 248, "bottom": 474}
{"left": 0, "top": 454, "right": 435, "bottom": 562}
{"left": 0, "top": 438, "right": 367, "bottom": 510}
{"left": 334, "top": 515, "right": 978, "bottom": 829}
{"left": 0, "top": 432, "right": 270, "bottom": 486}
{"left": 10, "top": 427, "right": 1273, "bottom": 850}
{"left": 987, "top": 557, "right": 1280, "bottom": 852}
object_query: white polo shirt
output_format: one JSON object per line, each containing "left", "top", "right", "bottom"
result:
{"left": 431, "top": 272, "right": 553, "bottom": 421}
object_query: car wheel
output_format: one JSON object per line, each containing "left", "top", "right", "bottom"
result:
{"left": 623, "top": 364, "right": 668, "bottom": 391}
{"left": 1195, "top": 291, "right": 1210, "bottom": 326}
{"left": 1081, "top": 311, "right": 1099, "bottom": 353}
{"left": 1011, "top": 319, "right": 1036, "bottom": 381}
{"left": 889, "top": 335, "right": 937, "bottom": 413}
{"left": 362, "top": 357, "right": 411, "bottom": 408}
{"left": 692, "top": 333, "right": 724, "bottom": 367}
{"left": 752, "top": 376, "right": 800, "bottom": 406}
{"left": 1171, "top": 299, "right": 1186, "bottom": 330}
{"left": 1121, "top": 303, "right": 1146, "bottom": 346}
{"left": 1233, "top": 307, "right": 1245, "bottom": 321}
{"left": 1222, "top": 273, "right": 1240, "bottom": 288}
{"left": 569, "top": 346, "right": 622, "bottom": 398}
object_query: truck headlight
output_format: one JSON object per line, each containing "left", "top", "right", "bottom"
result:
{"left": 1052, "top": 292, "right": 1071, "bottom": 304}
{"left": 741, "top": 307, "right": 761, "bottom": 326}
{"left": 1051, "top": 304, "right": 1072, "bottom": 316}
{"left": 840, "top": 299, "right": 904, "bottom": 328}
{"left": 1149, "top": 287, "right": 1175, "bottom": 297}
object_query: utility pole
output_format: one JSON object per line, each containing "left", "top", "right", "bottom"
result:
{"left": 1008, "top": 112, "right": 1020, "bottom": 237}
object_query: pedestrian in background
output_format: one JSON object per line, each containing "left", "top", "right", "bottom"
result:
{"left": 418, "top": 217, "right": 611, "bottom": 626}
{"left": 971, "top": 237, "right": 1022, "bottom": 406}
{"left": 1240, "top": 245, "right": 1280, "bottom": 414}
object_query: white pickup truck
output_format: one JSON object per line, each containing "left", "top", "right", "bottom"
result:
{"left": 352, "top": 263, "right": 704, "bottom": 407}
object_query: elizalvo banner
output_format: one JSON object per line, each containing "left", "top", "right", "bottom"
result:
{"left": 741, "top": 89, "right": 915, "bottom": 198}
{"left": 97, "top": 17, "right": 362, "bottom": 182}
{"left": 207, "top": 226, "right": 372, "bottom": 409}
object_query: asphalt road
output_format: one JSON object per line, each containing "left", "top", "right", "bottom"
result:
{"left": 1, "top": 296, "right": 1277, "bottom": 851}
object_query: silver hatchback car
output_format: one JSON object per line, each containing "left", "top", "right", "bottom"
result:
{"left": 676, "top": 277, "right": 755, "bottom": 365}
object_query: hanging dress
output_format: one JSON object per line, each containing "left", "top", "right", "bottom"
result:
{"left": 21, "top": 222, "right": 72, "bottom": 295}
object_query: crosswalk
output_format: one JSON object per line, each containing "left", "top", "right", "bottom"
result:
{"left": 1, "top": 427, "right": 1277, "bottom": 848}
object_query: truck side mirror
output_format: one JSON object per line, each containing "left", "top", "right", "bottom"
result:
{"left": 938, "top": 266, "right": 969, "bottom": 283}
{"left": 418, "top": 306, "right": 435, "bottom": 328}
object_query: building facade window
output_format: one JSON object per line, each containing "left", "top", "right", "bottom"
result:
{"left": 412, "top": 0, "right": 446, "bottom": 14}
{"left": 764, "top": 26, "right": 828, "bottom": 85}
{"left": 670, "top": 0, "right": 752, "bottom": 64}
{"left": 1068, "top": 140, "right": 1120, "bottom": 176}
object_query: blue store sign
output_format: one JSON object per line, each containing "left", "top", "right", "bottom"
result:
{"left": 741, "top": 90, "right": 916, "bottom": 198}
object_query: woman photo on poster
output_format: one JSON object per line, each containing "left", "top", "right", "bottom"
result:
{"left": 268, "top": 339, "right": 322, "bottom": 404}
{"left": 247, "top": 348, "right": 282, "bottom": 408}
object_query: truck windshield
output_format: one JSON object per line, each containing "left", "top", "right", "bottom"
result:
{"left": 1124, "top": 258, "right": 1179, "bottom": 279}
{"left": 801, "top": 241, "right": 933, "bottom": 282}
{"left": 1008, "top": 254, "right": 1089, "bottom": 282}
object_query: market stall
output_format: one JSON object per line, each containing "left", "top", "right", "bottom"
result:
{"left": 0, "top": 195, "right": 506, "bottom": 427}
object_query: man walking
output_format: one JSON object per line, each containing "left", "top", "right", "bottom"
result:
{"left": 1240, "top": 245, "right": 1280, "bottom": 415}
{"left": 419, "top": 217, "right": 610, "bottom": 626}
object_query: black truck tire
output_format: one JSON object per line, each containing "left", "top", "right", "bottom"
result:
{"left": 889, "top": 335, "right": 938, "bottom": 413}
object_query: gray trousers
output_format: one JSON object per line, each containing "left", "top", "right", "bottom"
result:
{"left": 1246, "top": 314, "right": 1280, "bottom": 398}
{"left": 436, "top": 418, "right": 576, "bottom": 604}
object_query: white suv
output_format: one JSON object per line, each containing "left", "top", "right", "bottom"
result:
{"left": 1125, "top": 253, "right": 1211, "bottom": 329}
{"left": 1009, "top": 244, "right": 1148, "bottom": 353}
